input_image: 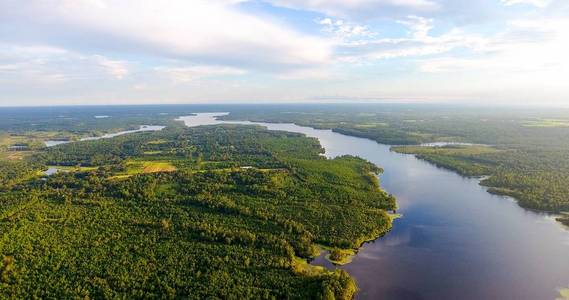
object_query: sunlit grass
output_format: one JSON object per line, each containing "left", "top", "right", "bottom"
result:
{"left": 523, "top": 119, "right": 569, "bottom": 128}
{"left": 557, "top": 287, "right": 569, "bottom": 300}
{"left": 393, "top": 144, "right": 499, "bottom": 156}
{"left": 126, "top": 160, "right": 177, "bottom": 174}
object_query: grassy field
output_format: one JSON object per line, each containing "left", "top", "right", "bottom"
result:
{"left": 107, "top": 160, "right": 178, "bottom": 179}
{"left": 0, "top": 151, "right": 32, "bottom": 161}
{"left": 125, "top": 160, "right": 177, "bottom": 174}
{"left": 522, "top": 119, "right": 569, "bottom": 128}
{"left": 392, "top": 144, "right": 500, "bottom": 156}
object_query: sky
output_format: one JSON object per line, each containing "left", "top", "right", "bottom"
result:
{"left": 0, "top": 0, "right": 568, "bottom": 106}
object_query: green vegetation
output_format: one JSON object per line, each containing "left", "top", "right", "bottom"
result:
{"left": 222, "top": 104, "right": 569, "bottom": 216}
{"left": 125, "top": 160, "right": 177, "bottom": 174}
{"left": 392, "top": 145, "right": 498, "bottom": 177}
{"left": 391, "top": 144, "right": 569, "bottom": 211}
{"left": 326, "top": 248, "right": 356, "bottom": 266}
{"left": 0, "top": 105, "right": 196, "bottom": 135}
{"left": 556, "top": 213, "right": 569, "bottom": 227}
{"left": 0, "top": 124, "right": 395, "bottom": 299}
{"left": 3, "top": 103, "right": 569, "bottom": 297}
{"left": 522, "top": 119, "right": 569, "bottom": 128}
{"left": 45, "top": 165, "right": 99, "bottom": 172}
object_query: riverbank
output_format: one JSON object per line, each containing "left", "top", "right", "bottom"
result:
{"left": 310, "top": 212, "right": 401, "bottom": 268}
{"left": 207, "top": 112, "right": 569, "bottom": 300}
{"left": 389, "top": 145, "right": 569, "bottom": 228}
{"left": 220, "top": 108, "right": 569, "bottom": 225}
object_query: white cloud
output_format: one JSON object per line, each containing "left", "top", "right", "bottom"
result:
{"left": 264, "top": 0, "right": 439, "bottom": 18}
{"left": 0, "top": 0, "right": 332, "bottom": 71}
{"left": 0, "top": 45, "right": 133, "bottom": 85}
{"left": 418, "top": 57, "right": 483, "bottom": 72}
{"left": 155, "top": 66, "right": 247, "bottom": 83}
{"left": 337, "top": 16, "right": 487, "bottom": 62}
{"left": 0, "top": 44, "right": 69, "bottom": 85}
{"left": 412, "top": 17, "right": 569, "bottom": 104}
{"left": 94, "top": 55, "right": 128, "bottom": 79}
{"left": 419, "top": 18, "right": 569, "bottom": 75}
{"left": 277, "top": 67, "right": 336, "bottom": 80}
{"left": 318, "top": 18, "right": 376, "bottom": 41}
{"left": 1, "top": 0, "right": 568, "bottom": 106}
{"left": 397, "top": 15, "right": 434, "bottom": 39}
{"left": 501, "top": 0, "right": 551, "bottom": 8}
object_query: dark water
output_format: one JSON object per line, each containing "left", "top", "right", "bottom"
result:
{"left": 179, "top": 113, "right": 569, "bottom": 300}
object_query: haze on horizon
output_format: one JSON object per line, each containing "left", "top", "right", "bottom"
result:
{"left": 1, "top": 0, "right": 568, "bottom": 107}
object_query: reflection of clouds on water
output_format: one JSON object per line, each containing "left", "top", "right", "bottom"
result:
{"left": 43, "top": 167, "right": 59, "bottom": 176}
{"left": 355, "top": 250, "right": 382, "bottom": 261}
{"left": 45, "top": 125, "right": 164, "bottom": 147}
{"left": 176, "top": 113, "right": 229, "bottom": 127}
{"left": 538, "top": 214, "right": 561, "bottom": 224}
{"left": 380, "top": 229, "right": 412, "bottom": 248}
{"left": 533, "top": 213, "right": 569, "bottom": 235}
{"left": 406, "top": 225, "right": 433, "bottom": 249}
{"left": 184, "top": 112, "right": 569, "bottom": 300}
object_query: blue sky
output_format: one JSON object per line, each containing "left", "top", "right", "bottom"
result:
{"left": 0, "top": 0, "right": 568, "bottom": 106}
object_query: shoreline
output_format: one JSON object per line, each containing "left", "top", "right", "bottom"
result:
{"left": 310, "top": 212, "right": 402, "bottom": 267}
{"left": 188, "top": 112, "right": 569, "bottom": 299}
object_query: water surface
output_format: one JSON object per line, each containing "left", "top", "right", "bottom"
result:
{"left": 45, "top": 125, "right": 165, "bottom": 147}
{"left": 43, "top": 167, "right": 59, "bottom": 176}
{"left": 178, "top": 113, "right": 569, "bottom": 300}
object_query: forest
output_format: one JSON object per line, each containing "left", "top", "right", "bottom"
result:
{"left": 2, "top": 103, "right": 569, "bottom": 298}
{"left": 222, "top": 104, "right": 569, "bottom": 217}
{"left": 0, "top": 122, "right": 396, "bottom": 299}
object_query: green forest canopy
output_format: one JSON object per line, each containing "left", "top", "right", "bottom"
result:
{"left": 0, "top": 124, "right": 395, "bottom": 299}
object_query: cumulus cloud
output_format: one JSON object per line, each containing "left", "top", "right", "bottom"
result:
{"left": 1, "top": 0, "right": 568, "bottom": 105}
{"left": 0, "top": 44, "right": 134, "bottom": 85}
{"left": 397, "top": 15, "right": 434, "bottom": 39}
{"left": 318, "top": 18, "right": 376, "bottom": 41}
{"left": 0, "top": 0, "right": 332, "bottom": 71}
{"left": 335, "top": 16, "right": 487, "bottom": 63}
{"left": 0, "top": 45, "right": 68, "bottom": 85}
{"left": 419, "top": 18, "right": 569, "bottom": 74}
{"left": 263, "top": 0, "right": 439, "bottom": 18}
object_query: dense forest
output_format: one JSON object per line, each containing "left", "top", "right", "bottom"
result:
{"left": 2, "top": 103, "right": 569, "bottom": 298}
{"left": 0, "top": 122, "right": 396, "bottom": 299}
{"left": 221, "top": 104, "right": 569, "bottom": 217}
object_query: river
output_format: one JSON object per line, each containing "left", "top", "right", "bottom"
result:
{"left": 178, "top": 113, "right": 569, "bottom": 300}
{"left": 45, "top": 125, "right": 165, "bottom": 147}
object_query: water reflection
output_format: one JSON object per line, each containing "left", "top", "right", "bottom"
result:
{"left": 45, "top": 125, "right": 165, "bottom": 147}
{"left": 178, "top": 113, "right": 569, "bottom": 300}
{"left": 43, "top": 167, "right": 59, "bottom": 176}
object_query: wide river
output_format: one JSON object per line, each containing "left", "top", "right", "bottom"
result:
{"left": 178, "top": 113, "right": 569, "bottom": 300}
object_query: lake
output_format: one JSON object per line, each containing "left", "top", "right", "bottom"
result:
{"left": 45, "top": 125, "right": 165, "bottom": 147}
{"left": 178, "top": 113, "right": 569, "bottom": 300}
{"left": 43, "top": 167, "right": 59, "bottom": 176}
